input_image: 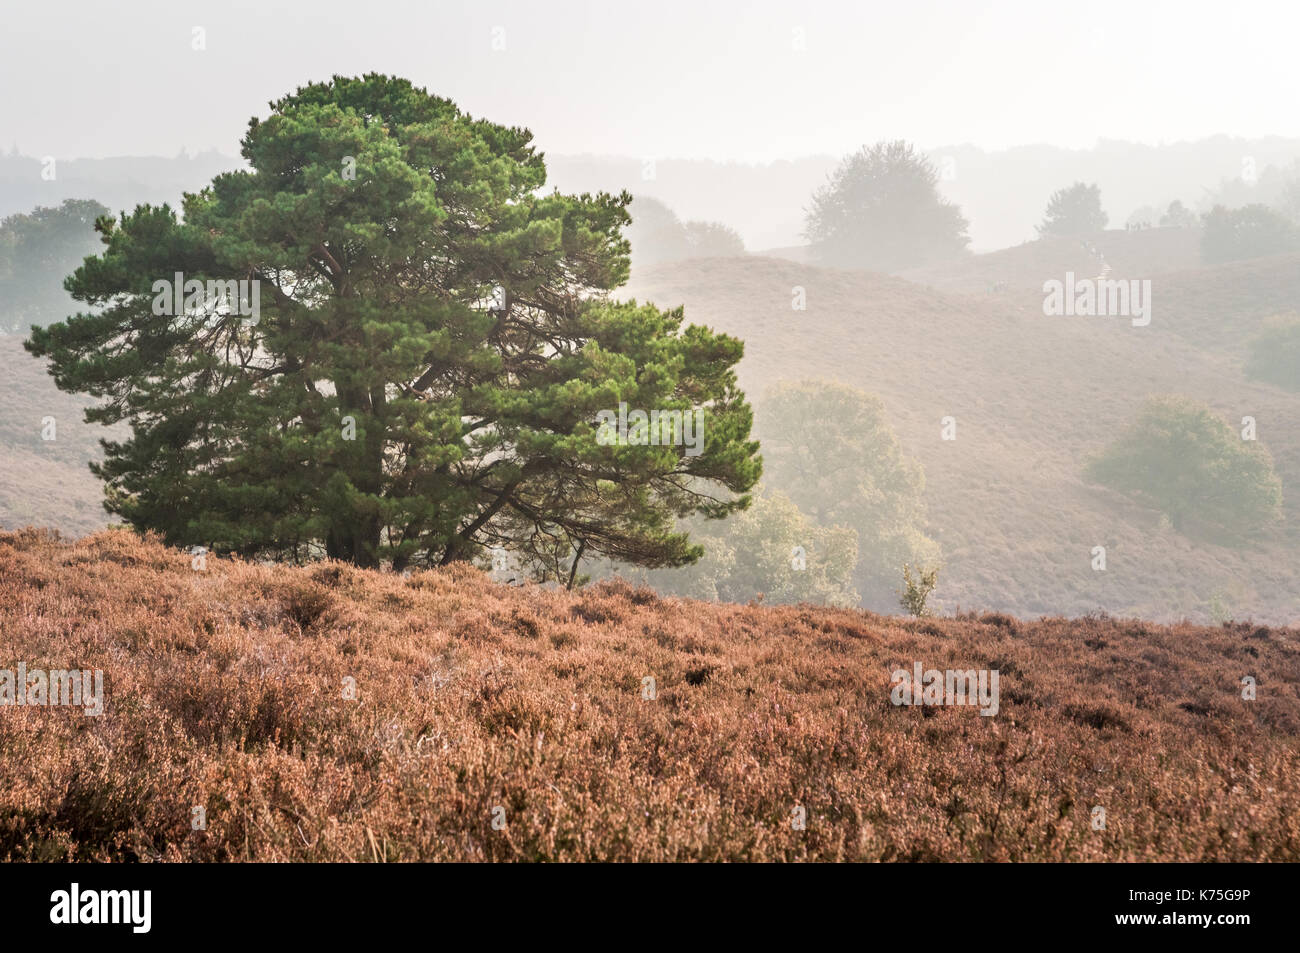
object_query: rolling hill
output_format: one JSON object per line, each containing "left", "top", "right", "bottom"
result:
{"left": 0, "top": 333, "right": 113, "bottom": 537}
{"left": 624, "top": 241, "right": 1300, "bottom": 623}
{"left": 4, "top": 229, "right": 1299, "bottom": 623}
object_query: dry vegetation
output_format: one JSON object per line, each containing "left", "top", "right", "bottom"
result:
{"left": 2, "top": 528, "right": 1298, "bottom": 862}
{"left": 0, "top": 335, "right": 114, "bottom": 536}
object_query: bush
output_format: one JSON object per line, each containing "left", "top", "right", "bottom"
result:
{"left": 636, "top": 490, "right": 860, "bottom": 607}
{"left": 0, "top": 198, "right": 107, "bottom": 333}
{"left": 898, "top": 563, "right": 939, "bottom": 617}
{"left": 1085, "top": 396, "right": 1283, "bottom": 539}
{"left": 626, "top": 195, "right": 744, "bottom": 267}
{"left": 1160, "top": 200, "right": 1197, "bottom": 228}
{"left": 1200, "top": 204, "right": 1299, "bottom": 263}
{"left": 1245, "top": 315, "right": 1300, "bottom": 392}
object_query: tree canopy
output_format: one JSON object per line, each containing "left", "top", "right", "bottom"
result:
{"left": 635, "top": 489, "right": 859, "bottom": 607}
{"left": 0, "top": 198, "right": 107, "bottom": 333}
{"left": 624, "top": 195, "right": 745, "bottom": 268}
{"left": 1037, "top": 182, "right": 1108, "bottom": 238}
{"left": 755, "top": 379, "right": 937, "bottom": 606}
{"left": 1084, "top": 395, "right": 1282, "bottom": 538}
{"left": 1245, "top": 315, "right": 1300, "bottom": 392}
{"left": 804, "top": 141, "right": 969, "bottom": 272}
{"left": 26, "top": 74, "right": 761, "bottom": 573}
{"left": 1200, "top": 204, "right": 1299, "bottom": 263}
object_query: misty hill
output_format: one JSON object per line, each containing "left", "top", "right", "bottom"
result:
{"left": 2, "top": 527, "right": 1296, "bottom": 861}
{"left": 898, "top": 226, "right": 1204, "bottom": 292}
{"left": 6, "top": 136, "right": 1300, "bottom": 255}
{"left": 0, "top": 335, "right": 112, "bottom": 536}
{"left": 5, "top": 230, "right": 1300, "bottom": 623}
{"left": 624, "top": 251, "right": 1300, "bottom": 624}
{"left": 0, "top": 151, "right": 241, "bottom": 223}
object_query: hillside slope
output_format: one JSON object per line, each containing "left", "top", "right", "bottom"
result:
{"left": 0, "top": 530, "right": 1297, "bottom": 861}
{"left": 5, "top": 241, "right": 1299, "bottom": 623}
{"left": 625, "top": 253, "right": 1300, "bottom": 623}
{"left": 898, "top": 227, "right": 1204, "bottom": 293}
{"left": 0, "top": 335, "right": 113, "bottom": 536}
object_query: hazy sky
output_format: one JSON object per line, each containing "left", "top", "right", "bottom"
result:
{"left": 3, "top": 0, "right": 1297, "bottom": 161}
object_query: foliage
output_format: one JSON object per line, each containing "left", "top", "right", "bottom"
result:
{"left": 1084, "top": 395, "right": 1283, "bottom": 538}
{"left": 1159, "top": 200, "right": 1197, "bottom": 228}
{"left": 25, "top": 75, "right": 761, "bottom": 572}
{"left": 681, "top": 220, "right": 745, "bottom": 258}
{"left": 1037, "top": 182, "right": 1108, "bottom": 237}
{"left": 4, "top": 528, "right": 1299, "bottom": 862}
{"left": 754, "top": 379, "right": 938, "bottom": 606}
{"left": 804, "top": 140, "right": 969, "bottom": 271}
{"left": 625, "top": 195, "right": 745, "bottom": 267}
{"left": 1200, "top": 203, "right": 1299, "bottom": 263}
{"left": 898, "top": 562, "right": 939, "bottom": 617}
{"left": 0, "top": 198, "right": 108, "bottom": 333}
{"left": 634, "top": 489, "right": 859, "bottom": 606}
{"left": 1245, "top": 315, "right": 1300, "bottom": 392}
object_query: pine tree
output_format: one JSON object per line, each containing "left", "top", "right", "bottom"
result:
{"left": 26, "top": 75, "right": 761, "bottom": 573}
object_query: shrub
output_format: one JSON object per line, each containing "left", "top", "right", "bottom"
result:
{"left": 1085, "top": 395, "right": 1283, "bottom": 538}
{"left": 898, "top": 563, "right": 939, "bottom": 617}
{"left": 635, "top": 490, "right": 860, "bottom": 607}
{"left": 1245, "top": 315, "right": 1300, "bottom": 392}
{"left": 1201, "top": 204, "right": 1299, "bottom": 263}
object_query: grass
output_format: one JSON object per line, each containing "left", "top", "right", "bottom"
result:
{"left": 1, "top": 527, "right": 1297, "bottom": 861}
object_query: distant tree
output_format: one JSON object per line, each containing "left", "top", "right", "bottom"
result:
{"left": 1085, "top": 396, "right": 1282, "bottom": 537}
{"left": 0, "top": 198, "right": 108, "bottom": 333}
{"left": 25, "top": 75, "right": 762, "bottom": 572}
{"left": 1159, "top": 199, "right": 1197, "bottom": 228}
{"left": 1197, "top": 159, "right": 1300, "bottom": 215}
{"left": 681, "top": 220, "right": 745, "bottom": 258}
{"left": 1245, "top": 316, "right": 1300, "bottom": 392}
{"left": 625, "top": 195, "right": 745, "bottom": 267}
{"left": 1037, "top": 182, "right": 1108, "bottom": 237}
{"left": 756, "top": 379, "right": 937, "bottom": 606}
{"left": 638, "top": 489, "right": 859, "bottom": 607}
{"left": 804, "top": 140, "right": 969, "bottom": 271}
{"left": 625, "top": 195, "right": 689, "bottom": 266}
{"left": 1201, "top": 204, "right": 1299, "bottom": 263}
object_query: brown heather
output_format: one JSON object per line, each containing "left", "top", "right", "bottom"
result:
{"left": 1, "top": 527, "right": 1298, "bottom": 862}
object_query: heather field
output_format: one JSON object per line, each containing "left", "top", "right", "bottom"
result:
{"left": 2, "top": 527, "right": 1297, "bottom": 862}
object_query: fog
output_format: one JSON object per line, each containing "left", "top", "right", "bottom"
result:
{"left": 3, "top": 0, "right": 1299, "bottom": 623}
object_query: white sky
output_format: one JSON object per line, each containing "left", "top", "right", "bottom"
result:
{"left": 2, "top": 0, "right": 1298, "bottom": 161}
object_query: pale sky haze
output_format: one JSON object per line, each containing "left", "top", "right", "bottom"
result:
{"left": 1, "top": 0, "right": 1297, "bottom": 161}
